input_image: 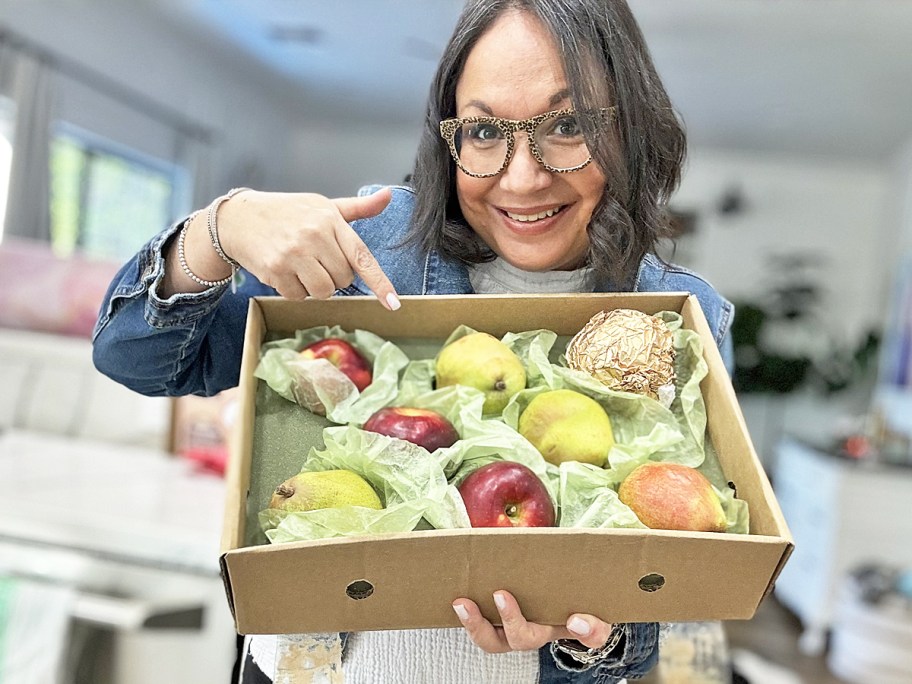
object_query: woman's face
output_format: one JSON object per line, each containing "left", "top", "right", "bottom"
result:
{"left": 454, "top": 10, "right": 607, "bottom": 272}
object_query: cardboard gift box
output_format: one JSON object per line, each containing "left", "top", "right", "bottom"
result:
{"left": 220, "top": 293, "right": 793, "bottom": 634}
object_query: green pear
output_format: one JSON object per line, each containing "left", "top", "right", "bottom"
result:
{"left": 518, "top": 389, "right": 614, "bottom": 466}
{"left": 268, "top": 469, "right": 383, "bottom": 512}
{"left": 435, "top": 332, "right": 526, "bottom": 414}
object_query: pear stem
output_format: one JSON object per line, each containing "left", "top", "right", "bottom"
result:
{"left": 275, "top": 483, "right": 295, "bottom": 499}
{"left": 494, "top": 379, "right": 507, "bottom": 391}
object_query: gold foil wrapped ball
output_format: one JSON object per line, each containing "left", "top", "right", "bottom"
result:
{"left": 566, "top": 309, "right": 676, "bottom": 403}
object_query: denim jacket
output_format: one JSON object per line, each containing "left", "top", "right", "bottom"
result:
{"left": 93, "top": 185, "right": 733, "bottom": 684}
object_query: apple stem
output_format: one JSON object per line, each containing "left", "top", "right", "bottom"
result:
{"left": 505, "top": 504, "right": 517, "bottom": 517}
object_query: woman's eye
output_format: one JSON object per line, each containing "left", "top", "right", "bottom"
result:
{"left": 551, "top": 116, "right": 582, "bottom": 137}
{"left": 465, "top": 123, "right": 502, "bottom": 142}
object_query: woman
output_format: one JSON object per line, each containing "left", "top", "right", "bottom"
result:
{"left": 94, "top": 1, "right": 733, "bottom": 682}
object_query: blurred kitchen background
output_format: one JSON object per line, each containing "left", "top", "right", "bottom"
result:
{"left": 0, "top": 1, "right": 910, "bottom": 683}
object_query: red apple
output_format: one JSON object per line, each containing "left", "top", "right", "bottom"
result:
{"left": 299, "top": 338, "right": 372, "bottom": 392}
{"left": 363, "top": 407, "right": 459, "bottom": 452}
{"left": 458, "top": 461, "right": 555, "bottom": 528}
{"left": 618, "top": 462, "right": 727, "bottom": 533}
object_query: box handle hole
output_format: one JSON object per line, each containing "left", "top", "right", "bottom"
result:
{"left": 638, "top": 573, "right": 665, "bottom": 593}
{"left": 346, "top": 580, "right": 374, "bottom": 600}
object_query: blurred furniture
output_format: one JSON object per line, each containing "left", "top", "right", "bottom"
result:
{"left": 0, "top": 237, "right": 122, "bottom": 339}
{"left": 655, "top": 622, "right": 733, "bottom": 684}
{"left": 0, "top": 328, "right": 236, "bottom": 684}
{"left": 170, "top": 388, "right": 240, "bottom": 476}
{"left": 828, "top": 574, "right": 912, "bottom": 684}
{"left": 772, "top": 437, "right": 912, "bottom": 655}
{"left": 0, "top": 328, "right": 171, "bottom": 448}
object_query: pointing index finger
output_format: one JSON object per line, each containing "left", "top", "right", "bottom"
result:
{"left": 333, "top": 223, "right": 400, "bottom": 311}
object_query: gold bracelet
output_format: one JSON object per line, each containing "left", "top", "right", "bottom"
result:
{"left": 177, "top": 214, "right": 232, "bottom": 288}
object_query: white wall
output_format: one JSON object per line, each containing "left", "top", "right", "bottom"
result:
{"left": 887, "top": 139, "right": 912, "bottom": 258}
{"left": 290, "top": 122, "right": 422, "bottom": 197}
{"left": 672, "top": 148, "right": 892, "bottom": 348}
{"left": 664, "top": 146, "right": 910, "bottom": 470}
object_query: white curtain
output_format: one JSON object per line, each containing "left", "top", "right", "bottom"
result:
{"left": 0, "top": 43, "right": 55, "bottom": 241}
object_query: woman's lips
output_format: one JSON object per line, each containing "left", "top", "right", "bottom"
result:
{"left": 497, "top": 204, "right": 569, "bottom": 236}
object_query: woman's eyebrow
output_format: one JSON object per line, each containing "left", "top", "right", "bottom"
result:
{"left": 549, "top": 89, "right": 571, "bottom": 107}
{"left": 461, "top": 90, "right": 570, "bottom": 117}
{"left": 464, "top": 100, "right": 494, "bottom": 115}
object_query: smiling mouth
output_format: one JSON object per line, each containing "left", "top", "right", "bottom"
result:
{"left": 503, "top": 205, "right": 567, "bottom": 223}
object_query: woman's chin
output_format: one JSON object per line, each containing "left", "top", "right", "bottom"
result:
{"left": 499, "top": 253, "right": 568, "bottom": 273}
{"left": 495, "top": 244, "right": 587, "bottom": 272}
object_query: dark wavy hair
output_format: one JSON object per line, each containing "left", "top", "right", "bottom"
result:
{"left": 408, "top": 0, "right": 686, "bottom": 287}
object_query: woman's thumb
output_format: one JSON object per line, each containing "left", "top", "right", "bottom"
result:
{"left": 333, "top": 187, "right": 393, "bottom": 222}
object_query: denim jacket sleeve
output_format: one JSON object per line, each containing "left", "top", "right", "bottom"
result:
{"left": 92, "top": 219, "right": 273, "bottom": 397}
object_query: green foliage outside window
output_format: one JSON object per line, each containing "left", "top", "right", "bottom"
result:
{"left": 49, "top": 137, "right": 84, "bottom": 255}
{"left": 50, "top": 132, "right": 178, "bottom": 261}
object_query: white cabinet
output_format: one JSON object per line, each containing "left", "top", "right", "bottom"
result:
{"left": 772, "top": 438, "right": 912, "bottom": 655}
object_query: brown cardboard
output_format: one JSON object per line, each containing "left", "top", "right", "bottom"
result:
{"left": 220, "top": 293, "right": 793, "bottom": 634}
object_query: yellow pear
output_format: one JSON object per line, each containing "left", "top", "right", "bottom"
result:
{"left": 518, "top": 389, "right": 614, "bottom": 466}
{"left": 268, "top": 469, "right": 382, "bottom": 512}
{"left": 435, "top": 332, "right": 526, "bottom": 414}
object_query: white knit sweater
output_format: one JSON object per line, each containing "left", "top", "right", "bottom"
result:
{"left": 249, "top": 258, "right": 598, "bottom": 683}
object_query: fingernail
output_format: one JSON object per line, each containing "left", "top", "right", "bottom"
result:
{"left": 452, "top": 603, "right": 469, "bottom": 621}
{"left": 493, "top": 593, "right": 506, "bottom": 610}
{"left": 386, "top": 292, "right": 401, "bottom": 311}
{"left": 568, "top": 616, "right": 591, "bottom": 636}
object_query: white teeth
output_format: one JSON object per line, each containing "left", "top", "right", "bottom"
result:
{"left": 505, "top": 206, "right": 561, "bottom": 222}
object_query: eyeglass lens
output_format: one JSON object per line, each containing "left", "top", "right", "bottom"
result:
{"left": 453, "top": 112, "right": 590, "bottom": 175}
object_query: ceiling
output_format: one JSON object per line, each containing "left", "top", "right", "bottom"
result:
{"left": 147, "top": 0, "right": 912, "bottom": 162}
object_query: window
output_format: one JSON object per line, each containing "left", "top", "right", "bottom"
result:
{"left": 50, "top": 124, "right": 188, "bottom": 261}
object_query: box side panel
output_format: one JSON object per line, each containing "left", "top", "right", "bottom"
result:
{"left": 259, "top": 293, "right": 690, "bottom": 338}
{"left": 219, "top": 554, "right": 239, "bottom": 625}
{"left": 220, "top": 300, "right": 265, "bottom": 555}
{"left": 760, "top": 541, "right": 796, "bottom": 604}
{"left": 227, "top": 529, "right": 788, "bottom": 634}
{"left": 681, "top": 297, "right": 792, "bottom": 542}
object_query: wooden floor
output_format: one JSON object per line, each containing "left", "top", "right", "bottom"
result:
{"left": 639, "top": 594, "right": 850, "bottom": 684}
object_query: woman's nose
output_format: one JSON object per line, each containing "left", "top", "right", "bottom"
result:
{"left": 499, "top": 135, "right": 553, "bottom": 194}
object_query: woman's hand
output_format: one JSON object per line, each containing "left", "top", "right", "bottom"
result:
{"left": 216, "top": 187, "right": 400, "bottom": 309}
{"left": 452, "top": 590, "right": 614, "bottom": 653}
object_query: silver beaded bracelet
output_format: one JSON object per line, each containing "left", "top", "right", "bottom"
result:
{"left": 207, "top": 187, "right": 251, "bottom": 270}
{"left": 177, "top": 213, "right": 233, "bottom": 288}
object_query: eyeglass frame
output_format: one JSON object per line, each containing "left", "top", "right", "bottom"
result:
{"left": 438, "top": 107, "right": 617, "bottom": 179}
